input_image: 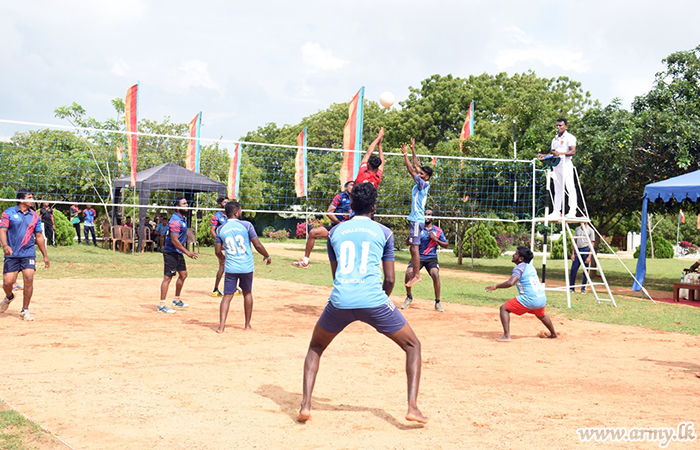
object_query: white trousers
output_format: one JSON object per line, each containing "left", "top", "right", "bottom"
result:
{"left": 552, "top": 163, "right": 577, "bottom": 215}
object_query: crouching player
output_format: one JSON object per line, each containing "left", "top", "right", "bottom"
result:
{"left": 485, "top": 245, "right": 558, "bottom": 342}
{"left": 215, "top": 201, "right": 271, "bottom": 332}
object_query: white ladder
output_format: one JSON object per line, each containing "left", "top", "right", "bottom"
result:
{"left": 563, "top": 222, "right": 616, "bottom": 307}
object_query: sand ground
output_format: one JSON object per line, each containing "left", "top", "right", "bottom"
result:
{"left": 1, "top": 274, "right": 699, "bottom": 450}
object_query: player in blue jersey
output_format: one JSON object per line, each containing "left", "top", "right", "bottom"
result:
{"left": 0, "top": 189, "right": 50, "bottom": 321}
{"left": 485, "top": 246, "right": 558, "bottom": 342}
{"left": 82, "top": 204, "right": 98, "bottom": 246}
{"left": 210, "top": 196, "right": 229, "bottom": 298}
{"left": 401, "top": 138, "right": 433, "bottom": 288}
{"left": 297, "top": 182, "right": 428, "bottom": 425}
{"left": 401, "top": 210, "right": 449, "bottom": 312}
{"left": 214, "top": 201, "right": 271, "bottom": 333}
{"left": 292, "top": 181, "right": 354, "bottom": 269}
{"left": 158, "top": 197, "right": 199, "bottom": 314}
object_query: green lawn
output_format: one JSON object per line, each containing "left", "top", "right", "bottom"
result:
{"left": 24, "top": 242, "right": 700, "bottom": 335}
{"left": 0, "top": 401, "right": 55, "bottom": 450}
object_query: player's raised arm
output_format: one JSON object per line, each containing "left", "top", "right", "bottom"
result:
{"left": 377, "top": 128, "right": 386, "bottom": 173}
{"left": 361, "top": 128, "right": 383, "bottom": 164}
{"left": 401, "top": 143, "right": 417, "bottom": 178}
{"left": 410, "top": 138, "right": 421, "bottom": 172}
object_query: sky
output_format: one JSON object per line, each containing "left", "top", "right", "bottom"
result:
{"left": 1, "top": 0, "right": 699, "bottom": 144}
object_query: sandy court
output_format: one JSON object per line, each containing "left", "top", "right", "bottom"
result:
{"left": 1, "top": 276, "right": 699, "bottom": 449}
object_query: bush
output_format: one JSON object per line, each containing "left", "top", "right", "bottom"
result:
{"left": 198, "top": 212, "right": 215, "bottom": 247}
{"left": 295, "top": 218, "right": 326, "bottom": 239}
{"left": 633, "top": 236, "right": 674, "bottom": 259}
{"left": 263, "top": 226, "right": 275, "bottom": 236}
{"left": 267, "top": 229, "right": 289, "bottom": 242}
{"left": 393, "top": 229, "right": 410, "bottom": 252}
{"left": 53, "top": 209, "right": 75, "bottom": 246}
{"left": 453, "top": 225, "right": 499, "bottom": 259}
{"left": 550, "top": 235, "right": 574, "bottom": 260}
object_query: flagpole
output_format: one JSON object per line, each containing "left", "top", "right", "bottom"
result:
{"left": 677, "top": 212, "right": 681, "bottom": 250}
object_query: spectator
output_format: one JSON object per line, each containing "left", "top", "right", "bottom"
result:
{"left": 39, "top": 202, "right": 56, "bottom": 247}
{"left": 83, "top": 204, "right": 98, "bottom": 246}
{"left": 69, "top": 203, "right": 82, "bottom": 244}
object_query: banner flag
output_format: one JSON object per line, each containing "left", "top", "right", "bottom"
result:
{"left": 459, "top": 100, "right": 474, "bottom": 151}
{"left": 125, "top": 83, "right": 139, "bottom": 186}
{"left": 295, "top": 127, "right": 308, "bottom": 197}
{"left": 228, "top": 143, "right": 242, "bottom": 200}
{"left": 340, "top": 87, "right": 365, "bottom": 186}
{"left": 186, "top": 112, "right": 202, "bottom": 173}
{"left": 679, "top": 209, "right": 685, "bottom": 224}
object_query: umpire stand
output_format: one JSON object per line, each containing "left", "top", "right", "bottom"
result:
{"left": 537, "top": 165, "right": 616, "bottom": 308}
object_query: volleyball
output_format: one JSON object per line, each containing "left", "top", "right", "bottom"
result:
{"left": 379, "top": 92, "right": 395, "bottom": 108}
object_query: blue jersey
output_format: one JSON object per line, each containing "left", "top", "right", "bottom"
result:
{"left": 83, "top": 208, "right": 96, "bottom": 226}
{"left": 418, "top": 225, "right": 447, "bottom": 260}
{"left": 327, "top": 216, "right": 395, "bottom": 309}
{"left": 330, "top": 192, "right": 352, "bottom": 221}
{"left": 512, "top": 263, "right": 547, "bottom": 309}
{"left": 163, "top": 213, "right": 187, "bottom": 254}
{"left": 0, "top": 206, "right": 43, "bottom": 259}
{"left": 211, "top": 211, "right": 227, "bottom": 229}
{"left": 407, "top": 175, "right": 430, "bottom": 223}
{"left": 216, "top": 219, "right": 258, "bottom": 274}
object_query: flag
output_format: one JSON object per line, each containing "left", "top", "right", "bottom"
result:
{"left": 116, "top": 145, "right": 124, "bottom": 162}
{"left": 459, "top": 100, "right": 474, "bottom": 151}
{"left": 125, "top": 83, "right": 139, "bottom": 187}
{"left": 431, "top": 156, "right": 438, "bottom": 165}
{"left": 228, "top": 143, "right": 242, "bottom": 200}
{"left": 341, "top": 87, "right": 365, "bottom": 186}
{"left": 697, "top": 213, "right": 700, "bottom": 230}
{"left": 295, "top": 127, "right": 308, "bottom": 197}
{"left": 679, "top": 209, "right": 686, "bottom": 224}
{"left": 186, "top": 112, "right": 202, "bottom": 173}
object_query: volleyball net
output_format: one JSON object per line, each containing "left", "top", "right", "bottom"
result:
{"left": 0, "top": 120, "right": 548, "bottom": 224}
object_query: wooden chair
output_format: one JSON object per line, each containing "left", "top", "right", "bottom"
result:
{"left": 121, "top": 226, "right": 135, "bottom": 253}
{"left": 141, "top": 227, "right": 156, "bottom": 253}
{"left": 186, "top": 228, "right": 199, "bottom": 253}
{"left": 111, "top": 226, "right": 123, "bottom": 252}
{"left": 101, "top": 221, "right": 112, "bottom": 249}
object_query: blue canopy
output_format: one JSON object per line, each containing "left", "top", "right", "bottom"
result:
{"left": 633, "top": 170, "right": 700, "bottom": 290}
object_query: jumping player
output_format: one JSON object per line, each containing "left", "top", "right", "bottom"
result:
{"left": 485, "top": 245, "right": 558, "bottom": 342}
{"left": 210, "top": 196, "right": 229, "bottom": 297}
{"left": 297, "top": 182, "right": 427, "bottom": 424}
{"left": 354, "top": 128, "right": 385, "bottom": 188}
{"left": 214, "top": 201, "right": 271, "bottom": 332}
{"left": 292, "top": 181, "right": 354, "bottom": 268}
{"left": 401, "top": 138, "right": 433, "bottom": 287}
{"left": 401, "top": 210, "right": 448, "bottom": 312}
{"left": 159, "top": 197, "right": 199, "bottom": 314}
{"left": 0, "top": 189, "right": 50, "bottom": 321}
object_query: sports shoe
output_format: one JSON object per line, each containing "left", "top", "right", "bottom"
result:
{"left": 581, "top": 289, "right": 586, "bottom": 294}
{"left": 212, "top": 289, "right": 223, "bottom": 298}
{"left": 173, "top": 300, "right": 189, "bottom": 308}
{"left": 435, "top": 302, "right": 445, "bottom": 313}
{"left": 157, "top": 305, "right": 176, "bottom": 314}
{"left": 13, "top": 284, "right": 22, "bottom": 290}
{"left": 20, "top": 309, "right": 34, "bottom": 321}
{"left": 401, "top": 296, "right": 413, "bottom": 309}
{"left": 0, "top": 295, "right": 13, "bottom": 313}
{"left": 292, "top": 259, "right": 309, "bottom": 268}
{"left": 546, "top": 213, "right": 562, "bottom": 221}
{"left": 234, "top": 288, "right": 242, "bottom": 296}
{"left": 565, "top": 211, "right": 578, "bottom": 219}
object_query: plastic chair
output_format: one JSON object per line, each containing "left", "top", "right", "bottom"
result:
{"left": 121, "top": 226, "right": 134, "bottom": 253}
{"left": 111, "top": 226, "right": 123, "bottom": 252}
{"left": 186, "top": 228, "right": 199, "bottom": 253}
{"left": 101, "top": 221, "right": 112, "bottom": 249}
{"left": 141, "top": 227, "right": 155, "bottom": 253}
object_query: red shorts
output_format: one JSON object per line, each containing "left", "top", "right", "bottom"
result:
{"left": 505, "top": 297, "right": 545, "bottom": 317}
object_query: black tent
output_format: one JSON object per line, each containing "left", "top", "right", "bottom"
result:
{"left": 113, "top": 163, "right": 226, "bottom": 251}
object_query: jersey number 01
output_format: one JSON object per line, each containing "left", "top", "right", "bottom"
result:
{"left": 338, "top": 241, "right": 370, "bottom": 275}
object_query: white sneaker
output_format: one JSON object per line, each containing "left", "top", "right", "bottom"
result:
{"left": 401, "top": 296, "right": 413, "bottom": 309}
{"left": 20, "top": 309, "right": 34, "bottom": 321}
{"left": 435, "top": 302, "right": 445, "bottom": 312}
{"left": 546, "top": 213, "right": 562, "bottom": 221}
{"left": 0, "top": 296, "right": 12, "bottom": 313}
{"left": 565, "top": 211, "right": 578, "bottom": 219}
{"left": 158, "top": 305, "right": 176, "bottom": 314}
{"left": 173, "top": 300, "right": 189, "bottom": 308}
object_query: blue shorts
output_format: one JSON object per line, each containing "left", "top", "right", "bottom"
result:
{"left": 3, "top": 257, "right": 36, "bottom": 274}
{"left": 318, "top": 300, "right": 407, "bottom": 335}
{"left": 409, "top": 221, "right": 424, "bottom": 246}
{"left": 224, "top": 272, "right": 253, "bottom": 294}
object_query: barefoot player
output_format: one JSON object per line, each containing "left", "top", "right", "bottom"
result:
{"left": 354, "top": 128, "right": 385, "bottom": 188}
{"left": 485, "top": 245, "right": 558, "bottom": 342}
{"left": 401, "top": 138, "right": 433, "bottom": 288}
{"left": 215, "top": 201, "right": 271, "bottom": 332}
{"left": 0, "top": 189, "right": 50, "bottom": 321}
{"left": 297, "top": 182, "right": 427, "bottom": 424}
{"left": 292, "top": 181, "right": 354, "bottom": 269}
{"left": 159, "top": 197, "right": 198, "bottom": 314}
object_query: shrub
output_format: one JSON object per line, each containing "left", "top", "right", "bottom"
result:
{"left": 550, "top": 235, "right": 574, "bottom": 260}
{"left": 453, "top": 225, "right": 499, "bottom": 259}
{"left": 393, "top": 229, "right": 410, "bottom": 252}
{"left": 197, "top": 212, "right": 215, "bottom": 247}
{"left": 267, "top": 229, "right": 289, "bottom": 242}
{"left": 53, "top": 209, "right": 75, "bottom": 246}
{"left": 633, "top": 236, "right": 674, "bottom": 259}
{"left": 263, "top": 226, "right": 275, "bottom": 236}
{"left": 295, "top": 218, "right": 326, "bottom": 239}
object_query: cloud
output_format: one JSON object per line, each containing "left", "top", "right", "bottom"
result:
{"left": 169, "top": 59, "right": 222, "bottom": 94}
{"left": 494, "top": 27, "right": 588, "bottom": 73}
{"left": 301, "top": 42, "right": 348, "bottom": 74}
{"left": 109, "top": 58, "right": 130, "bottom": 77}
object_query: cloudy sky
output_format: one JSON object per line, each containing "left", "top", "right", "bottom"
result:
{"left": 1, "top": 0, "right": 699, "bottom": 143}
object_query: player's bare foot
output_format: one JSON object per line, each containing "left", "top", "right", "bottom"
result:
{"left": 297, "top": 407, "right": 311, "bottom": 422}
{"left": 216, "top": 327, "right": 225, "bottom": 334}
{"left": 547, "top": 332, "right": 559, "bottom": 339}
{"left": 406, "top": 408, "right": 429, "bottom": 424}
{"left": 244, "top": 325, "right": 252, "bottom": 330}
{"left": 405, "top": 276, "right": 422, "bottom": 287}
{"left": 496, "top": 335, "right": 511, "bottom": 342}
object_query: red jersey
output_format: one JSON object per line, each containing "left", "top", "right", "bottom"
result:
{"left": 354, "top": 162, "right": 382, "bottom": 188}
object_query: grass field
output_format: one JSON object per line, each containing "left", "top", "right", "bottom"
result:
{"left": 26, "top": 241, "right": 700, "bottom": 335}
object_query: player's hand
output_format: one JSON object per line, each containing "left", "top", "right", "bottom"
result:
{"left": 3, "top": 245, "right": 12, "bottom": 256}
{"left": 400, "top": 143, "right": 407, "bottom": 155}
{"left": 187, "top": 251, "right": 199, "bottom": 259}
{"left": 537, "top": 153, "right": 544, "bottom": 159}
{"left": 586, "top": 257, "right": 591, "bottom": 265}
{"left": 485, "top": 285, "right": 496, "bottom": 292}
{"left": 378, "top": 127, "right": 384, "bottom": 139}
{"left": 44, "top": 257, "right": 50, "bottom": 269}
{"left": 410, "top": 138, "right": 415, "bottom": 151}
{"left": 429, "top": 232, "right": 437, "bottom": 241}
{"left": 263, "top": 255, "right": 272, "bottom": 265}
{"left": 571, "top": 254, "right": 575, "bottom": 261}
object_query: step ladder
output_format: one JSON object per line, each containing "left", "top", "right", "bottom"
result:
{"left": 563, "top": 221, "right": 616, "bottom": 307}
